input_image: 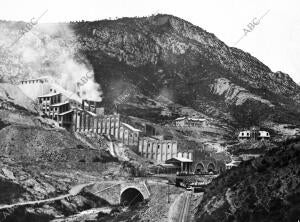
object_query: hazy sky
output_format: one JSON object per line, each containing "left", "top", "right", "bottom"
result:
{"left": 1, "top": 0, "right": 299, "bottom": 82}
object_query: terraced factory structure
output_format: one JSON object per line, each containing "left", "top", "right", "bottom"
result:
{"left": 17, "top": 77, "right": 225, "bottom": 173}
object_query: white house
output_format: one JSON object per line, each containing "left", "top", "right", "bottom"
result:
{"left": 238, "top": 130, "right": 251, "bottom": 140}
{"left": 258, "top": 131, "right": 270, "bottom": 140}
{"left": 238, "top": 129, "right": 270, "bottom": 140}
{"left": 175, "top": 117, "right": 206, "bottom": 127}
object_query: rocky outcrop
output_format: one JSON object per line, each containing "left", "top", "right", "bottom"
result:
{"left": 0, "top": 83, "right": 37, "bottom": 113}
{"left": 195, "top": 138, "right": 300, "bottom": 222}
{"left": 209, "top": 78, "right": 273, "bottom": 107}
{"left": 0, "top": 156, "right": 69, "bottom": 205}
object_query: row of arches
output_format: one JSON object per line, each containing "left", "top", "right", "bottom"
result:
{"left": 194, "top": 162, "right": 217, "bottom": 174}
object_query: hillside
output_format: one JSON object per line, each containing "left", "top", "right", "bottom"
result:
{"left": 0, "top": 13, "right": 299, "bottom": 222}
{"left": 71, "top": 15, "right": 300, "bottom": 129}
{"left": 195, "top": 138, "right": 300, "bottom": 222}
{"left": 0, "top": 14, "right": 300, "bottom": 143}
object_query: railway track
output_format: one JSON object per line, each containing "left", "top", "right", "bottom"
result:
{"left": 178, "top": 191, "right": 192, "bottom": 222}
{"left": 188, "top": 192, "right": 204, "bottom": 222}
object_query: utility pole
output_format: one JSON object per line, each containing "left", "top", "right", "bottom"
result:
{"left": 167, "top": 182, "right": 170, "bottom": 203}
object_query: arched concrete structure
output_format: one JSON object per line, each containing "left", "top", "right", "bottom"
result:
{"left": 119, "top": 183, "right": 150, "bottom": 204}
{"left": 193, "top": 160, "right": 220, "bottom": 173}
{"left": 120, "top": 187, "right": 144, "bottom": 206}
{"left": 207, "top": 162, "right": 216, "bottom": 172}
{"left": 86, "top": 181, "right": 150, "bottom": 205}
{"left": 195, "top": 162, "right": 205, "bottom": 173}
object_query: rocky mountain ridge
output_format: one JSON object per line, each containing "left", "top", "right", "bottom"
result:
{"left": 72, "top": 14, "right": 300, "bottom": 136}
{"left": 0, "top": 14, "right": 300, "bottom": 139}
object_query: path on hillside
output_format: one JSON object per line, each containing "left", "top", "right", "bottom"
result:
{"left": 0, "top": 182, "right": 94, "bottom": 210}
{"left": 0, "top": 180, "right": 146, "bottom": 210}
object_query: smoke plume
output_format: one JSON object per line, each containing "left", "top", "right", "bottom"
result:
{"left": 0, "top": 21, "right": 102, "bottom": 101}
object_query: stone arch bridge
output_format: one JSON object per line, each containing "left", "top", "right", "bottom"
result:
{"left": 84, "top": 181, "right": 151, "bottom": 205}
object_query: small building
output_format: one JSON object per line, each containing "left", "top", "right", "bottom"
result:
{"left": 175, "top": 117, "right": 206, "bottom": 127}
{"left": 238, "top": 130, "right": 251, "bottom": 140}
{"left": 38, "top": 93, "right": 62, "bottom": 116}
{"left": 258, "top": 131, "right": 270, "bottom": 140}
{"left": 238, "top": 128, "right": 270, "bottom": 141}
{"left": 82, "top": 100, "right": 104, "bottom": 115}
{"left": 165, "top": 157, "right": 193, "bottom": 173}
{"left": 155, "top": 163, "right": 180, "bottom": 174}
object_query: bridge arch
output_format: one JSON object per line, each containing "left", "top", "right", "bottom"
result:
{"left": 194, "top": 162, "right": 205, "bottom": 174}
{"left": 120, "top": 186, "right": 147, "bottom": 206}
{"left": 207, "top": 162, "right": 216, "bottom": 172}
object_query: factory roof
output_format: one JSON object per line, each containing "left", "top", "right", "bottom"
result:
{"left": 86, "top": 110, "right": 98, "bottom": 117}
{"left": 38, "top": 92, "right": 61, "bottom": 98}
{"left": 175, "top": 117, "right": 206, "bottom": 121}
{"left": 58, "top": 110, "right": 74, "bottom": 116}
{"left": 157, "top": 163, "right": 179, "bottom": 169}
{"left": 166, "top": 157, "right": 193, "bottom": 163}
{"left": 121, "top": 122, "right": 142, "bottom": 132}
{"left": 50, "top": 101, "right": 69, "bottom": 107}
{"left": 20, "top": 77, "right": 50, "bottom": 83}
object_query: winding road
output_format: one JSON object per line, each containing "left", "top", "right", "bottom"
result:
{"left": 0, "top": 183, "right": 94, "bottom": 210}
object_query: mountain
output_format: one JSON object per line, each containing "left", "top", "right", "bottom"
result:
{"left": 72, "top": 14, "right": 300, "bottom": 137}
{"left": 0, "top": 13, "right": 299, "bottom": 222}
{"left": 1, "top": 14, "right": 300, "bottom": 142}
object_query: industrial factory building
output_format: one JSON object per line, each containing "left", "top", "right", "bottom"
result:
{"left": 18, "top": 77, "right": 225, "bottom": 175}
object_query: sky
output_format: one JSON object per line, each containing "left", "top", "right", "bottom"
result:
{"left": 0, "top": 0, "right": 299, "bottom": 83}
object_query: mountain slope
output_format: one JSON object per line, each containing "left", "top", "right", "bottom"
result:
{"left": 72, "top": 15, "right": 300, "bottom": 128}
{"left": 0, "top": 14, "right": 300, "bottom": 140}
{"left": 195, "top": 138, "right": 300, "bottom": 222}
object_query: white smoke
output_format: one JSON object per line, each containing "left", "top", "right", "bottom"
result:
{"left": 0, "top": 21, "right": 102, "bottom": 101}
